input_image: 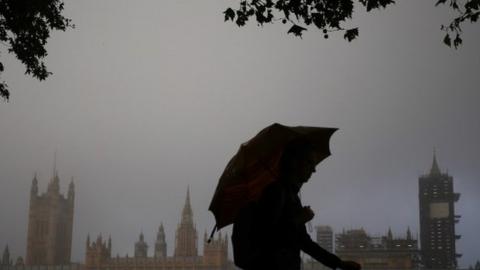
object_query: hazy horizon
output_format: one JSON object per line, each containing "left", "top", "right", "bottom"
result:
{"left": 1, "top": 0, "right": 479, "bottom": 268}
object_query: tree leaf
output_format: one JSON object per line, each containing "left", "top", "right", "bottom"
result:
{"left": 453, "top": 34, "right": 463, "bottom": 48}
{"left": 470, "top": 12, "right": 480, "bottom": 22}
{"left": 224, "top": 8, "right": 235, "bottom": 21}
{"left": 344, "top": 28, "right": 359, "bottom": 41}
{"left": 0, "top": 82, "right": 9, "bottom": 101}
{"left": 287, "top": 24, "right": 307, "bottom": 37}
{"left": 452, "top": 1, "right": 459, "bottom": 10}
{"left": 443, "top": 33, "right": 452, "bottom": 46}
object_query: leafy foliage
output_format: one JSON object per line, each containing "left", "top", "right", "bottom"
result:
{"left": 223, "top": 0, "right": 477, "bottom": 47}
{"left": 437, "top": 0, "right": 480, "bottom": 48}
{"left": 0, "top": 0, "right": 73, "bottom": 101}
{"left": 223, "top": 0, "right": 395, "bottom": 38}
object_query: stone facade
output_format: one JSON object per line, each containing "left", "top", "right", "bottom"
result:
{"left": 26, "top": 172, "right": 75, "bottom": 266}
{"left": 84, "top": 188, "right": 231, "bottom": 270}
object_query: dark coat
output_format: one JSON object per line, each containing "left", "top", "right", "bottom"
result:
{"left": 241, "top": 180, "right": 341, "bottom": 270}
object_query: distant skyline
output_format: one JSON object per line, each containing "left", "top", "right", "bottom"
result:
{"left": 6, "top": 173, "right": 421, "bottom": 257}
{"left": 0, "top": 153, "right": 469, "bottom": 262}
{"left": 1, "top": 0, "right": 479, "bottom": 268}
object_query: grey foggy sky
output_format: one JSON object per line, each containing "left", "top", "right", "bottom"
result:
{"left": 1, "top": 0, "right": 479, "bottom": 267}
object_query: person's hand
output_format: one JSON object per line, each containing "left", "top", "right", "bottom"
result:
{"left": 296, "top": 205, "right": 315, "bottom": 224}
{"left": 338, "top": 260, "right": 361, "bottom": 270}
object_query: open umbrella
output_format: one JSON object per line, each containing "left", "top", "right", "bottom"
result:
{"left": 208, "top": 123, "right": 337, "bottom": 235}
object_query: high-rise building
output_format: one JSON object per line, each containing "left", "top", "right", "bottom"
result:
{"left": 316, "top": 225, "right": 334, "bottom": 253}
{"left": 25, "top": 170, "right": 74, "bottom": 265}
{"left": 419, "top": 152, "right": 461, "bottom": 269}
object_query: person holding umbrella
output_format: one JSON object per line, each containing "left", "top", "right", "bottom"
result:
{"left": 209, "top": 124, "right": 362, "bottom": 270}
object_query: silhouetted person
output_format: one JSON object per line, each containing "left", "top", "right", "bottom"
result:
{"left": 232, "top": 140, "right": 362, "bottom": 270}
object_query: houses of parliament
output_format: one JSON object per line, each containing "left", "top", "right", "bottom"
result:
{"left": 84, "top": 188, "right": 231, "bottom": 270}
{"left": 25, "top": 170, "right": 75, "bottom": 266}
{"left": 1, "top": 169, "right": 231, "bottom": 270}
{"left": 0, "top": 153, "right": 463, "bottom": 270}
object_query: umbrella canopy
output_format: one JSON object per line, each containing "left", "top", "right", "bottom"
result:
{"left": 208, "top": 123, "right": 337, "bottom": 230}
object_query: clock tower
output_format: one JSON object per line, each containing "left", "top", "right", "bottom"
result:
{"left": 418, "top": 152, "right": 461, "bottom": 269}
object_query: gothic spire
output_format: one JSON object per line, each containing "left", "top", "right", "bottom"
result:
{"left": 430, "top": 149, "right": 442, "bottom": 175}
{"left": 155, "top": 223, "right": 167, "bottom": 258}
{"left": 53, "top": 150, "right": 57, "bottom": 178}
{"left": 108, "top": 235, "right": 112, "bottom": 254}
{"left": 157, "top": 223, "right": 165, "bottom": 241}
{"left": 2, "top": 245, "right": 10, "bottom": 265}
{"left": 387, "top": 227, "right": 393, "bottom": 240}
{"left": 407, "top": 226, "right": 412, "bottom": 240}
{"left": 31, "top": 173, "right": 38, "bottom": 196}
{"left": 174, "top": 186, "right": 198, "bottom": 257}
{"left": 135, "top": 231, "right": 148, "bottom": 258}
{"left": 181, "top": 186, "right": 193, "bottom": 224}
{"left": 48, "top": 152, "right": 60, "bottom": 193}
{"left": 68, "top": 177, "right": 75, "bottom": 200}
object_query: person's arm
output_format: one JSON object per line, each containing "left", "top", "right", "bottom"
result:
{"left": 299, "top": 225, "right": 362, "bottom": 270}
{"left": 299, "top": 225, "right": 342, "bottom": 269}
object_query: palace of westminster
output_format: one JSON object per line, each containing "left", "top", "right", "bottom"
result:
{"left": 0, "top": 153, "right": 463, "bottom": 270}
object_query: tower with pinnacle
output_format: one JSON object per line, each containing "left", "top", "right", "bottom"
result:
{"left": 154, "top": 224, "right": 167, "bottom": 259}
{"left": 2, "top": 245, "right": 11, "bottom": 266}
{"left": 83, "top": 187, "right": 231, "bottom": 270}
{"left": 85, "top": 234, "right": 111, "bottom": 269}
{"left": 419, "top": 151, "right": 461, "bottom": 269}
{"left": 134, "top": 232, "right": 148, "bottom": 258}
{"left": 25, "top": 160, "right": 75, "bottom": 265}
{"left": 203, "top": 230, "right": 228, "bottom": 266}
{"left": 174, "top": 187, "right": 198, "bottom": 258}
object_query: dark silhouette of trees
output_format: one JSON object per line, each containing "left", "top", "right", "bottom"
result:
{"left": 438, "top": 0, "right": 480, "bottom": 47}
{"left": 1, "top": 0, "right": 478, "bottom": 101}
{"left": 223, "top": 0, "right": 479, "bottom": 47}
{"left": 0, "top": 0, "right": 73, "bottom": 101}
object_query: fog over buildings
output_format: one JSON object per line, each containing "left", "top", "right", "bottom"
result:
{"left": 0, "top": 0, "right": 479, "bottom": 268}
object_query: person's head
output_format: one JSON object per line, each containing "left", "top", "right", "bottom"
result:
{"left": 279, "top": 139, "right": 317, "bottom": 186}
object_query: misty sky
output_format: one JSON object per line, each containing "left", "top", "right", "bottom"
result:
{"left": 0, "top": 0, "right": 479, "bottom": 268}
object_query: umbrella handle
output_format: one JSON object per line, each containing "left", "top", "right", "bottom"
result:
{"left": 207, "top": 225, "right": 217, "bottom": 243}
